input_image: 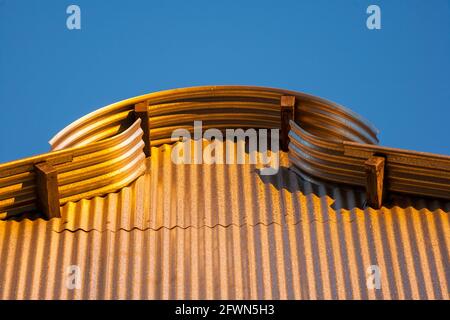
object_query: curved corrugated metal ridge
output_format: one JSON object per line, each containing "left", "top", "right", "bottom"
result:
{"left": 49, "top": 85, "right": 378, "bottom": 150}
{"left": 289, "top": 121, "right": 450, "bottom": 200}
{"left": 1, "top": 85, "right": 449, "bottom": 219}
{"left": 49, "top": 85, "right": 449, "bottom": 203}
{"left": 0, "top": 120, "right": 146, "bottom": 218}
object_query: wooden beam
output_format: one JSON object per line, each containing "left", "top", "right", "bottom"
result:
{"left": 34, "top": 162, "right": 61, "bottom": 219}
{"left": 134, "top": 101, "right": 151, "bottom": 157}
{"left": 280, "top": 95, "right": 296, "bottom": 152}
{"left": 365, "top": 156, "right": 385, "bottom": 209}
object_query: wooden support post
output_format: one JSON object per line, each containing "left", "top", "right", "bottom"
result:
{"left": 364, "top": 156, "right": 385, "bottom": 209}
{"left": 280, "top": 95, "right": 296, "bottom": 152}
{"left": 34, "top": 162, "right": 61, "bottom": 219}
{"left": 134, "top": 101, "right": 151, "bottom": 157}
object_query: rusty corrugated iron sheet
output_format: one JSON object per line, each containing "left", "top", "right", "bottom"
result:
{"left": 0, "top": 146, "right": 448, "bottom": 299}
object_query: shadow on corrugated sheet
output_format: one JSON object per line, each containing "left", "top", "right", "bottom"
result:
{"left": 0, "top": 143, "right": 448, "bottom": 299}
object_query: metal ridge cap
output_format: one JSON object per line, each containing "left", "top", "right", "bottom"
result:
{"left": 0, "top": 119, "right": 143, "bottom": 171}
{"left": 49, "top": 85, "right": 379, "bottom": 149}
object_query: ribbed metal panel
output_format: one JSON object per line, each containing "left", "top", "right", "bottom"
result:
{"left": 0, "top": 144, "right": 448, "bottom": 300}
{"left": 2, "top": 85, "right": 445, "bottom": 219}
{"left": 0, "top": 120, "right": 146, "bottom": 218}
{"left": 289, "top": 121, "right": 450, "bottom": 200}
{"left": 343, "top": 141, "right": 450, "bottom": 200}
{"left": 49, "top": 86, "right": 378, "bottom": 151}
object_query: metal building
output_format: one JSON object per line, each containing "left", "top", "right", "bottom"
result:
{"left": 0, "top": 86, "right": 448, "bottom": 299}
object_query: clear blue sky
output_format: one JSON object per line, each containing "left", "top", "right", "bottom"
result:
{"left": 0, "top": 0, "right": 449, "bottom": 163}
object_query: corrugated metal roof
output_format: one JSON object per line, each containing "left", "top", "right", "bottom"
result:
{"left": 2, "top": 85, "right": 449, "bottom": 221}
{"left": 0, "top": 119, "right": 146, "bottom": 219}
{"left": 0, "top": 143, "right": 448, "bottom": 299}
